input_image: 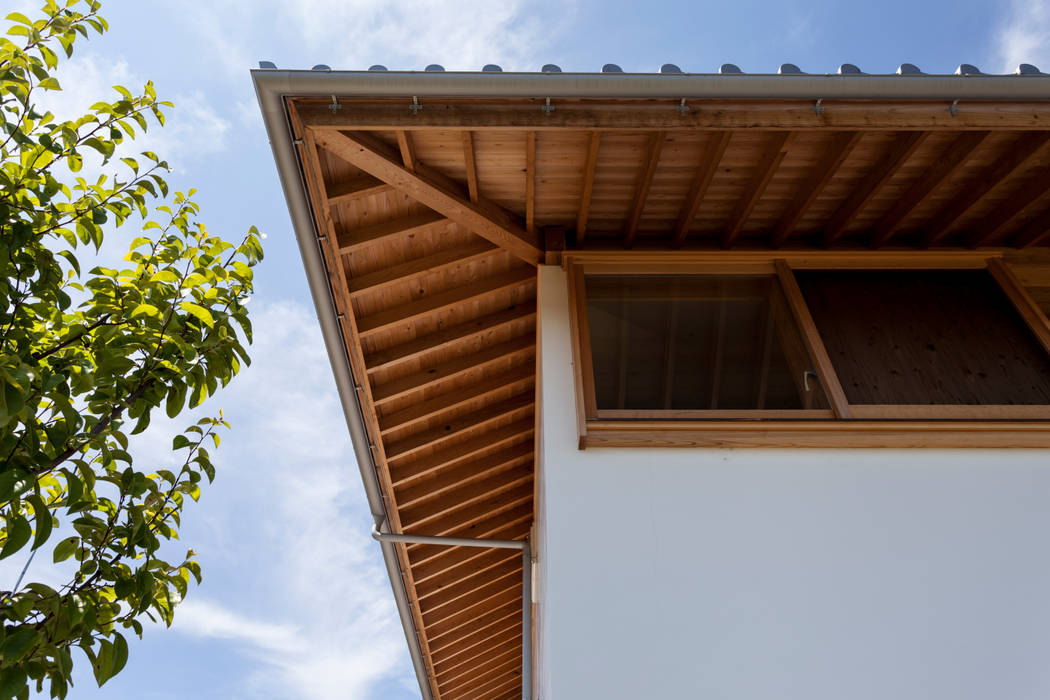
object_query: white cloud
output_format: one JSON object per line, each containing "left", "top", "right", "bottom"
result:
{"left": 992, "top": 0, "right": 1050, "bottom": 73}
{"left": 165, "top": 300, "right": 413, "bottom": 699}
{"left": 183, "top": 0, "right": 574, "bottom": 75}
{"left": 30, "top": 55, "right": 230, "bottom": 182}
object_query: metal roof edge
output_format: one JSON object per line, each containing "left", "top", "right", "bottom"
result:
{"left": 252, "top": 71, "right": 435, "bottom": 700}
{"left": 252, "top": 68, "right": 1050, "bottom": 101}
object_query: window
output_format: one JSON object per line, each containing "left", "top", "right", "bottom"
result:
{"left": 565, "top": 252, "right": 1050, "bottom": 447}
{"left": 585, "top": 275, "right": 830, "bottom": 417}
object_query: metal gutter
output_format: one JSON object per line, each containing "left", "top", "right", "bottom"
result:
{"left": 252, "top": 75, "right": 435, "bottom": 700}
{"left": 251, "top": 68, "right": 1050, "bottom": 101}
{"left": 371, "top": 523, "right": 533, "bottom": 700}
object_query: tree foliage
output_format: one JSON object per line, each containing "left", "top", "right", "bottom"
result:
{"left": 0, "top": 2, "right": 262, "bottom": 696}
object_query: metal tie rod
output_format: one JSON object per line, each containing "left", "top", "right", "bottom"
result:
{"left": 372, "top": 521, "right": 533, "bottom": 700}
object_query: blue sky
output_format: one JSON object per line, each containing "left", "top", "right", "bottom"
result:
{"left": 2, "top": 0, "right": 1048, "bottom": 697}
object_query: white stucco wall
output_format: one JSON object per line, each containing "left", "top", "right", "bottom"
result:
{"left": 535, "top": 265, "right": 1050, "bottom": 700}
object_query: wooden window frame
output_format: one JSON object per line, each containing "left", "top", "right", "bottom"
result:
{"left": 564, "top": 250, "right": 1050, "bottom": 448}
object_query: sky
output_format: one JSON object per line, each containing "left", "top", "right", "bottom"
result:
{"left": 3, "top": 0, "right": 1050, "bottom": 698}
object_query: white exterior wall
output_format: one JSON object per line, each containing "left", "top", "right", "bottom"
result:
{"left": 535, "top": 265, "right": 1050, "bottom": 700}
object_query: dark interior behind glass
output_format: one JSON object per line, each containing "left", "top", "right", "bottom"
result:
{"left": 585, "top": 275, "right": 829, "bottom": 412}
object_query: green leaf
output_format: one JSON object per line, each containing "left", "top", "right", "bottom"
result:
{"left": 130, "top": 303, "right": 159, "bottom": 318}
{"left": 38, "top": 77, "right": 61, "bottom": 91}
{"left": 0, "top": 470, "right": 32, "bottom": 503}
{"left": 0, "top": 627, "right": 39, "bottom": 665}
{"left": 53, "top": 536, "right": 78, "bottom": 563}
{"left": 0, "top": 666, "right": 27, "bottom": 700}
{"left": 0, "top": 515, "right": 31, "bottom": 559}
{"left": 179, "top": 302, "right": 214, "bottom": 328}
{"left": 26, "top": 495, "right": 52, "bottom": 550}
{"left": 111, "top": 633, "right": 128, "bottom": 677}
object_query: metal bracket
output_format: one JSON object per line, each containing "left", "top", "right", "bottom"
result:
{"left": 813, "top": 98, "right": 824, "bottom": 115}
{"left": 677, "top": 98, "right": 690, "bottom": 115}
{"left": 948, "top": 99, "right": 960, "bottom": 116}
{"left": 541, "top": 97, "right": 555, "bottom": 115}
{"left": 328, "top": 95, "right": 341, "bottom": 113}
{"left": 292, "top": 138, "right": 305, "bottom": 146}
{"left": 410, "top": 96, "right": 422, "bottom": 114}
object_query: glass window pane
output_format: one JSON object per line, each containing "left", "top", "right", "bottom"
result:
{"left": 584, "top": 275, "right": 829, "bottom": 412}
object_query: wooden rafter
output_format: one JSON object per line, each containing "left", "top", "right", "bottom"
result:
{"left": 294, "top": 99, "right": 1050, "bottom": 132}
{"left": 576, "top": 131, "right": 601, "bottom": 243}
{"left": 365, "top": 302, "right": 537, "bottom": 375}
{"left": 314, "top": 129, "right": 544, "bottom": 264}
{"left": 771, "top": 131, "right": 862, "bottom": 247}
{"left": 922, "top": 132, "right": 1050, "bottom": 246}
{"left": 673, "top": 131, "right": 730, "bottom": 247}
{"left": 1012, "top": 205, "right": 1050, "bottom": 247}
{"left": 325, "top": 174, "right": 393, "bottom": 205}
{"left": 822, "top": 131, "right": 929, "bottom": 246}
{"left": 869, "top": 130, "right": 992, "bottom": 247}
{"left": 396, "top": 130, "right": 416, "bottom": 170}
{"left": 722, "top": 131, "right": 794, "bottom": 248}
{"left": 624, "top": 131, "right": 665, "bottom": 247}
{"left": 969, "top": 169, "right": 1050, "bottom": 246}
{"left": 347, "top": 239, "right": 497, "bottom": 297}
{"left": 336, "top": 211, "right": 446, "bottom": 252}
{"left": 356, "top": 267, "right": 535, "bottom": 338}
{"left": 463, "top": 131, "right": 480, "bottom": 203}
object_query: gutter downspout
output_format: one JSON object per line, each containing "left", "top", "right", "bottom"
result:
{"left": 252, "top": 76, "right": 435, "bottom": 700}
{"left": 372, "top": 523, "right": 533, "bottom": 700}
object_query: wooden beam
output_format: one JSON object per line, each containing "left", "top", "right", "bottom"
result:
{"left": 365, "top": 302, "right": 537, "bottom": 375}
{"left": 388, "top": 418, "right": 534, "bottom": 487}
{"left": 987, "top": 258, "right": 1050, "bottom": 356}
{"left": 462, "top": 130, "right": 479, "bottom": 203}
{"left": 430, "top": 602, "right": 520, "bottom": 663}
{"left": 624, "top": 131, "right": 665, "bottom": 247}
{"left": 526, "top": 131, "right": 536, "bottom": 235}
{"left": 401, "top": 466, "right": 532, "bottom": 531}
{"left": 356, "top": 266, "right": 535, "bottom": 338}
{"left": 822, "top": 131, "right": 929, "bottom": 246}
{"left": 336, "top": 211, "right": 447, "bottom": 252}
{"left": 410, "top": 519, "right": 529, "bottom": 582}
{"left": 294, "top": 99, "right": 1050, "bottom": 131}
{"left": 395, "top": 442, "right": 533, "bottom": 509}
{"left": 968, "top": 168, "right": 1050, "bottom": 246}
{"left": 673, "top": 131, "right": 731, "bottom": 247}
{"left": 347, "top": 240, "right": 497, "bottom": 297}
{"left": 372, "top": 333, "right": 534, "bottom": 406}
{"left": 773, "top": 260, "right": 851, "bottom": 418}
{"left": 576, "top": 131, "right": 601, "bottom": 243}
{"left": 325, "top": 174, "right": 393, "bottom": 205}
{"left": 1011, "top": 204, "right": 1050, "bottom": 248}
{"left": 396, "top": 130, "right": 416, "bottom": 170}
{"left": 314, "top": 129, "right": 544, "bottom": 264}
{"left": 922, "top": 132, "right": 1050, "bottom": 246}
{"left": 378, "top": 365, "right": 534, "bottom": 436}
{"left": 582, "top": 420, "right": 1050, "bottom": 448}
{"left": 385, "top": 393, "right": 533, "bottom": 462}
{"left": 722, "top": 131, "right": 794, "bottom": 248}
{"left": 868, "top": 130, "right": 992, "bottom": 247}
{"left": 417, "top": 587, "right": 516, "bottom": 642}
{"left": 771, "top": 131, "right": 862, "bottom": 247}
{"left": 419, "top": 549, "right": 520, "bottom": 602}
{"left": 543, "top": 225, "right": 566, "bottom": 265}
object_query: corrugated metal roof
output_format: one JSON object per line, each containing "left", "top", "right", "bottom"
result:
{"left": 258, "top": 60, "right": 1047, "bottom": 76}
